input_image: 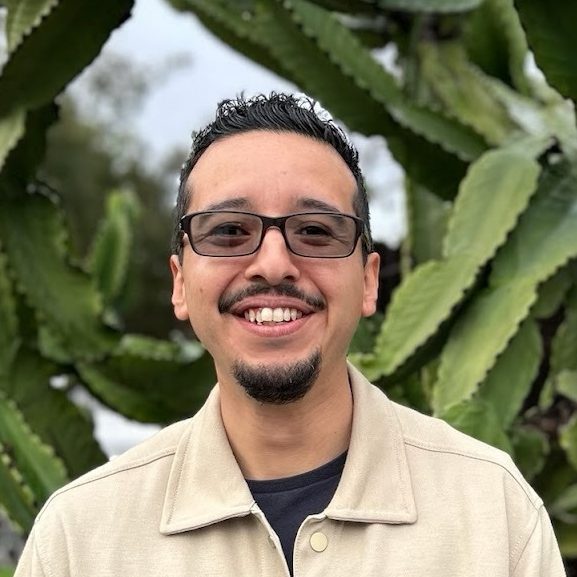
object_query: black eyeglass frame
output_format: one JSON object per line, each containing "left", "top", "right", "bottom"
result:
{"left": 179, "top": 210, "right": 366, "bottom": 258}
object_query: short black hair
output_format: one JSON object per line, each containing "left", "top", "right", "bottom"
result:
{"left": 173, "top": 93, "right": 373, "bottom": 259}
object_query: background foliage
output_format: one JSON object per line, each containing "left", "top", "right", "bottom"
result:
{"left": 0, "top": 0, "right": 576, "bottom": 572}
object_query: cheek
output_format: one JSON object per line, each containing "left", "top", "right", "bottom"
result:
{"left": 182, "top": 263, "right": 234, "bottom": 321}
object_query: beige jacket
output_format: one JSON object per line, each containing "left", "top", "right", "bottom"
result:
{"left": 15, "top": 364, "right": 566, "bottom": 577}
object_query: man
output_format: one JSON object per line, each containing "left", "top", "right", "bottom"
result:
{"left": 15, "top": 93, "right": 566, "bottom": 576}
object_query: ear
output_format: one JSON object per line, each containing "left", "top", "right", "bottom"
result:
{"left": 361, "top": 251, "right": 380, "bottom": 317}
{"left": 169, "top": 255, "right": 190, "bottom": 321}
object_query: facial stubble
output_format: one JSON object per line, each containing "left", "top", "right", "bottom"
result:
{"left": 232, "top": 349, "right": 321, "bottom": 405}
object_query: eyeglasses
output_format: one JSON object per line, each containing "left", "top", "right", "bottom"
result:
{"left": 180, "top": 211, "right": 365, "bottom": 258}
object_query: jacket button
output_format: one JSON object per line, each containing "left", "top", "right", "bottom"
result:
{"left": 310, "top": 531, "right": 328, "bottom": 552}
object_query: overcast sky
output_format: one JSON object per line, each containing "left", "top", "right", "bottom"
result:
{"left": 94, "top": 0, "right": 296, "bottom": 155}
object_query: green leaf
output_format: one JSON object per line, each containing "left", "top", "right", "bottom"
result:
{"left": 556, "top": 371, "right": 577, "bottom": 404}
{"left": 373, "top": 370, "right": 431, "bottom": 414}
{"left": 443, "top": 146, "right": 541, "bottom": 260}
{"left": 395, "top": 370, "right": 432, "bottom": 414}
{"left": 168, "top": 0, "right": 300, "bottom": 86}
{"left": 478, "top": 79, "right": 573, "bottom": 145}
{"left": 349, "top": 313, "right": 384, "bottom": 355}
{"left": 370, "top": 256, "right": 478, "bottom": 377}
{"left": 538, "top": 377, "right": 555, "bottom": 412}
{"left": 303, "top": 0, "right": 381, "bottom": 13}
{"left": 249, "top": 0, "right": 468, "bottom": 200}
{"left": 0, "top": 104, "right": 59, "bottom": 190}
{"left": 370, "top": 144, "right": 543, "bottom": 383}
{"left": 514, "top": 0, "right": 577, "bottom": 103}
{"left": 531, "top": 266, "right": 572, "bottom": 319}
{"left": 78, "top": 337, "right": 216, "bottom": 423}
{"left": 549, "top": 287, "right": 577, "bottom": 376}
{"left": 478, "top": 318, "right": 541, "bottom": 428}
{"left": 290, "top": 0, "right": 487, "bottom": 161}
{"left": 0, "top": 248, "right": 19, "bottom": 378}
{"left": 4, "top": 0, "right": 59, "bottom": 52}
{"left": 118, "top": 333, "right": 205, "bottom": 361}
{"left": 1, "top": 347, "right": 107, "bottom": 478}
{"left": 0, "top": 187, "right": 117, "bottom": 361}
{"left": 0, "top": 566, "right": 15, "bottom": 577}
{"left": 463, "top": 0, "right": 529, "bottom": 93}
{"left": 490, "top": 158, "right": 577, "bottom": 286}
{"left": 550, "top": 484, "right": 577, "bottom": 524}
{"left": 87, "top": 189, "right": 140, "bottom": 306}
{"left": 0, "top": 441, "right": 36, "bottom": 533}
{"left": 560, "top": 414, "right": 577, "bottom": 471}
{"left": 555, "top": 521, "right": 577, "bottom": 558}
{"left": 510, "top": 426, "right": 549, "bottom": 481}
{"left": 0, "top": 0, "right": 134, "bottom": 116}
{"left": 0, "top": 109, "right": 25, "bottom": 173}
{"left": 406, "top": 182, "right": 450, "bottom": 264}
{"left": 0, "top": 397, "right": 68, "bottom": 505}
{"left": 375, "top": 0, "right": 482, "bottom": 12}
{"left": 441, "top": 398, "right": 512, "bottom": 452}
{"left": 419, "top": 41, "right": 518, "bottom": 145}
{"left": 433, "top": 280, "right": 537, "bottom": 414}
{"left": 531, "top": 448, "right": 576, "bottom": 506}
{"left": 351, "top": 317, "right": 450, "bottom": 385}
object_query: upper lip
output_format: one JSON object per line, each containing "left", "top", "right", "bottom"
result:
{"left": 229, "top": 298, "right": 315, "bottom": 316}
{"left": 219, "top": 283, "right": 326, "bottom": 315}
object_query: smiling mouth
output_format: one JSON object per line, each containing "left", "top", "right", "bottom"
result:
{"left": 243, "top": 307, "right": 305, "bottom": 325}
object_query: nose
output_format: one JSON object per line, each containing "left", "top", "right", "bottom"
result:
{"left": 243, "top": 228, "right": 300, "bottom": 285}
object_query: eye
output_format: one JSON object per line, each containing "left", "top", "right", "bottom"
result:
{"left": 293, "top": 220, "right": 337, "bottom": 246}
{"left": 299, "top": 224, "right": 332, "bottom": 237}
{"left": 210, "top": 223, "right": 250, "bottom": 237}
{"left": 203, "top": 222, "right": 253, "bottom": 247}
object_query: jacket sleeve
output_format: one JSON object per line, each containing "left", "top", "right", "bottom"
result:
{"left": 513, "top": 505, "right": 567, "bottom": 577}
{"left": 14, "top": 529, "right": 50, "bottom": 577}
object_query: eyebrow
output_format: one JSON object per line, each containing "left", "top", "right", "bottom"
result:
{"left": 200, "top": 196, "right": 344, "bottom": 213}
{"left": 296, "top": 197, "right": 343, "bottom": 213}
{"left": 202, "top": 198, "right": 251, "bottom": 211}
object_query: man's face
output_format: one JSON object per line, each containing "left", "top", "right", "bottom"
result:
{"left": 170, "top": 130, "right": 379, "bottom": 401}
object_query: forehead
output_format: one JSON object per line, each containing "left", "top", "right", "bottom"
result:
{"left": 186, "top": 130, "right": 357, "bottom": 214}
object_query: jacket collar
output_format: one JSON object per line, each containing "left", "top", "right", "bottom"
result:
{"left": 160, "top": 362, "right": 417, "bottom": 535}
{"left": 325, "top": 363, "right": 417, "bottom": 524}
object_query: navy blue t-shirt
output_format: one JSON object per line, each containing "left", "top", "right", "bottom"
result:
{"left": 246, "top": 452, "right": 346, "bottom": 576}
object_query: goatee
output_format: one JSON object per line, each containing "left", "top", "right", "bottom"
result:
{"left": 232, "top": 350, "right": 321, "bottom": 404}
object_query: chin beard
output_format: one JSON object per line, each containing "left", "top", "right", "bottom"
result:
{"left": 231, "top": 350, "right": 321, "bottom": 405}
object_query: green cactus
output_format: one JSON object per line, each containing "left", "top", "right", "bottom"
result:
{"left": 0, "top": 0, "right": 216, "bottom": 537}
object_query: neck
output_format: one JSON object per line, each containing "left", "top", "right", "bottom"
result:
{"left": 218, "top": 364, "right": 353, "bottom": 480}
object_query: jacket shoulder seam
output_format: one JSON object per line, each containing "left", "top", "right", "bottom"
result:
{"left": 403, "top": 438, "right": 541, "bottom": 508}
{"left": 38, "top": 447, "right": 177, "bottom": 517}
{"left": 511, "top": 504, "right": 541, "bottom": 573}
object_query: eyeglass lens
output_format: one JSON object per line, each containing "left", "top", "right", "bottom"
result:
{"left": 188, "top": 212, "right": 358, "bottom": 257}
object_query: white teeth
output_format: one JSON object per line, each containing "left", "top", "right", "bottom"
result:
{"left": 261, "top": 308, "right": 273, "bottom": 322}
{"left": 244, "top": 307, "right": 303, "bottom": 324}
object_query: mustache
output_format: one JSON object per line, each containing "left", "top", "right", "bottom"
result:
{"left": 218, "top": 283, "right": 326, "bottom": 314}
